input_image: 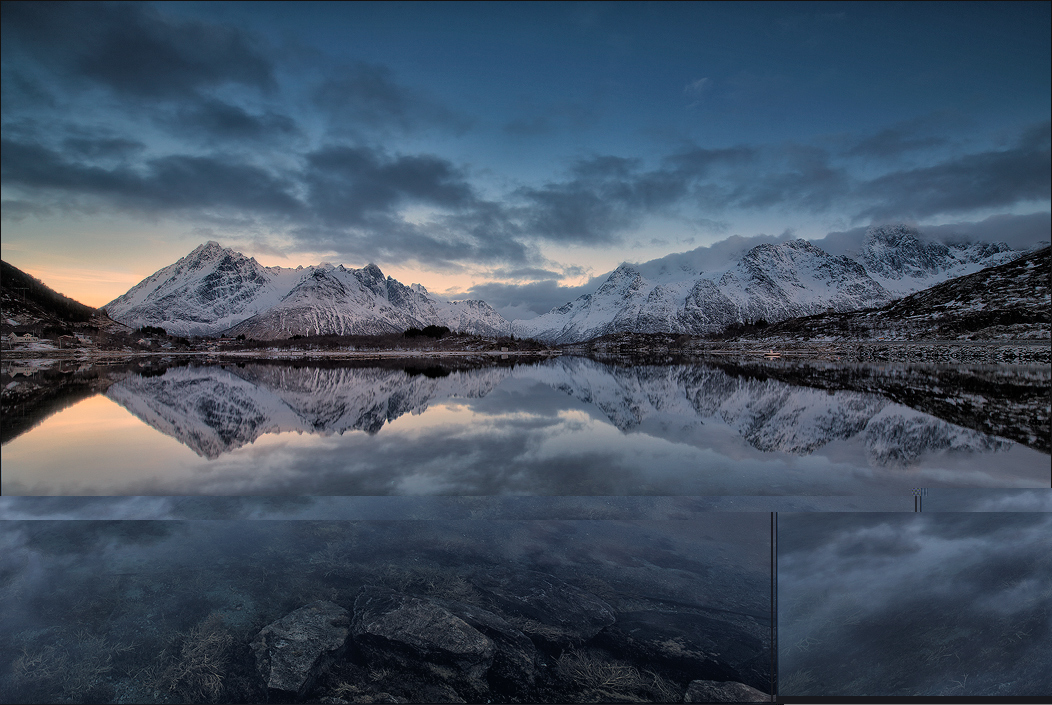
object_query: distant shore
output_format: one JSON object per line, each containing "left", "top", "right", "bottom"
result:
{"left": 0, "top": 346, "right": 562, "bottom": 362}
{"left": 3, "top": 338, "right": 1048, "bottom": 365}
{"left": 569, "top": 337, "right": 1052, "bottom": 364}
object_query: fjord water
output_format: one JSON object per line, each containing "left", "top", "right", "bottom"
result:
{"left": 2, "top": 357, "right": 1048, "bottom": 495}
{"left": 0, "top": 516, "right": 771, "bottom": 703}
{"left": 778, "top": 512, "right": 1052, "bottom": 697}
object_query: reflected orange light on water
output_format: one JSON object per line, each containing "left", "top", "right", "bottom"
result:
{"left": 1, "top": 395, "right": 192, "bottom": 495}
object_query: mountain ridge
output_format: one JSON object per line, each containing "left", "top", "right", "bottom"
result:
{"left": 745, "top": 245, "right": 1050, "bottom": 341}
{"left": 513, "top": 227, "right": 1017, "bottom": 343}
{"left": 105, "top": 242, "right": 512, "bottom": 339}
{"left": 102, "top": 226, "right": 1022, "bottom": 342}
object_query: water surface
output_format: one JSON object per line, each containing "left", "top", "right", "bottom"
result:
{"left": 3, "top": 356, "right": 1047, "bottom": 495}
{"left": 0, "top": 516, "right": 771, "bottom": 703}
{"left": 778, "top": 512, "right": 1052, "bottom": 697}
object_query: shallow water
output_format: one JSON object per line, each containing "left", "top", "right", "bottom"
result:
{"left": 2, "top": 356, "right": 1048, "bottom": 495}
{"left": 0, "top": 517, "right": 772, "bottom": 703}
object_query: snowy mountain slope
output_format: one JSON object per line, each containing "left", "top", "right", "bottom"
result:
{"left": 858, "top": 225, "right": 1018, "bottom": 295}
{"left": 104, "top": 242, "right": 304, "bottom": 337}
{"left": 752, "top": 246, "right": 1051, "bottom": 341}
{"left": 104, "top": 242, "right": 511, "bottom": 338}
{"left": 512, "top": 229, "right": 1019, "bottom": 344}
{"left": 867, "top": 245, "right": 1050, "bottom": 338}
{"left": 514, "top": 239, "right": 895, "bottom": 343}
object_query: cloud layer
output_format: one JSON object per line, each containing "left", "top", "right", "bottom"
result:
{"left": 2, "top": 2, "right": 1049, "bottom": 304}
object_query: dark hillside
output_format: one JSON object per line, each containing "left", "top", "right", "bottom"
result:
{"left": 2, "top": 260, "right": 97, "bottom": 328}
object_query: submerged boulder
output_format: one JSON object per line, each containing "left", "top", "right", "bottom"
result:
{"left": 432, "top": 597, "right": 538, "bottom": 694}
{"left": 352, "top": 586, "right": 495, "bottom": 681}
{"left": 250, "top": 600, "right": 350, "bottom": 699}
{"left": 468, "top": 568, "right": 615, "bottom": 648}
{"left": 684, "top": 679, "right": 771, "bottom": 702}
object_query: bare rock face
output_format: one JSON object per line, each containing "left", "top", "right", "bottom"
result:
{"left": 684, "top": 679, "right": 771, "bottom": 703}
{"left": 468, "top": 568, "right": 616, "bottom": 648}
{"left": 250, "top": 600, "right": 350, "bottom": 698}
{"left": 352, "top": 587, "right": 496, "bottom": 680}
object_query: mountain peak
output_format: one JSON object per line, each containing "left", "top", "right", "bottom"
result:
{"left": 184, "top": 241, "right": 233, "bottom": 269}
{"left": 106, "top": 243, "right": 510, "bottom": 338}
{"left": 864, "top": 224, "right": 921, "bottom": 248}
{"left": 193, "top": 240, "right": 226, "bottom": 255}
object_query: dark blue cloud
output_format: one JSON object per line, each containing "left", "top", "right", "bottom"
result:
{"left": 857, "top": 122, "right": 1051, "bottom": 220}
{"left": 313, "top": 62, "right": 471, "bottom": 135}
{"left": 168, "top": 98, "right": 299, "bottom": 143}
{"left": 1, "top": 1, "right": 274, "bottom": 99}
{"left": 304, "top": 145, "right": 477, "bottom": 225}
{"left": 1, "top": 137, "right": 302, "bottom": 216}
{"left": 1, "top": 1, "right": 1048, "bottom": 283}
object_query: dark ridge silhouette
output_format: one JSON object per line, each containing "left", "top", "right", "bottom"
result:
{"left": 1, "top": 260, "right": 97, "bottom": 323}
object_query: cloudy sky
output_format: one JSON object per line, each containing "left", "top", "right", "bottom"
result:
{"left": 2, "top": 2, "right": 1049, "bottom": 315}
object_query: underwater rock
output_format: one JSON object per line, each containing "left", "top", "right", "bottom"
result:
{"left": 468, "top": 568, "right": 616, "bottom": 648}
{"left": 684, "top": 679, "right": 771, "bottom": 702}
{"left": 352, "top": 586, "right": 496, "bottom": 681}
{"left": 592, "top": 610, "right": 762, "bottom": 687}
{"left": 432, "top": 597, "right": 538, "bottom": 694}
{"left": 250, "top": 600, "right": 350, "bottom": 699}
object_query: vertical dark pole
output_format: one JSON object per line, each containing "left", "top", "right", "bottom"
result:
{"left": 771, "top": 511, "right": 776, "bottom": 701}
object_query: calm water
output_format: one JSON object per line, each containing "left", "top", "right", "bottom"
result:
{"left": 0, "top": 516, "right": 772, "bottom": 703}
{"left": 2, "top": 356, "right": 1048, "bottom": 495}
{"left": 778, "top": 512, "right": 1052, "bottom": 697}
{"left": 1, "top": 356, "right": 1048, "bottom": 703}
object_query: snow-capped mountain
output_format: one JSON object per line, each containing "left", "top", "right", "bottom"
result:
{"left": 514, "top": 239, "right": 894, "bottom": 343}
{"left": 106, "top": 227, "right": 1020, "bottom": 342}
{"left": 104, "top": 242, "right": 511, "bottom": 338}
{"left": 857, "top": 224, "right": 1018, "bottom": 295}
{"left": 751, "top": 245, "right": 1050, "bottom": 341}
{"left": 105, "top": 241, "right": 300, "bottom": 336}
{"left": 513, "top": 229, "right": 1019, "bottom": 343}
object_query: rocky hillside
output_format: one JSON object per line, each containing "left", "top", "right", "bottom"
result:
{"left": 2, "top": 260, "right": 96, "bottom": 333}
{"left": 750, "top": 246, "right": 1050, "bottom": 341}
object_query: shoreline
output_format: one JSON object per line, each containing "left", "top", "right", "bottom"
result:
{"left": 0, "top": 347, "right": 562, "bottom": 363}
{"left": 2, "top": 338, "right": 1048, "bottom": 364}
{"left": 573, "top": 338, "right": 1052, "bottom": 364}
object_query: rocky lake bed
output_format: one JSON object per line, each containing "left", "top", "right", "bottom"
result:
{"left": 0, "top": 518, "right": 772, "bottom": 703}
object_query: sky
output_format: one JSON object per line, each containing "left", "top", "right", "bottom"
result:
{"left": 2, "top": 1, "right": 1049, "bottom": 316}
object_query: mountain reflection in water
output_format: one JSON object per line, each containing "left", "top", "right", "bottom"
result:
{"left": 1, "top": 357, "right": 1047, "bottom": 495}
